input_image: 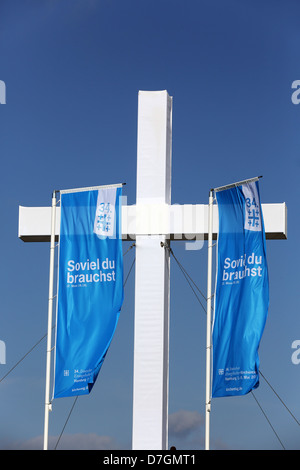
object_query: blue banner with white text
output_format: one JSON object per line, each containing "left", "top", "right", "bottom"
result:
{"left": 53, "top": 186, "right": 123, "bottom": 399}
{"left": 212, "top": 181, "right": 269, "bottom": 398}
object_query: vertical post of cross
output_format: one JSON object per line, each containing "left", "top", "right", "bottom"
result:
{"left": 132, "top": 91, "right": 172, "bottom": 450}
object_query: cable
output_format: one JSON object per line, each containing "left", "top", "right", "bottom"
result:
{"left": 0, "top": 327, "right": 54, "bottom": 384}
{"left": 169, "top": 247, "right": 207, "bottom": 315}
{"left": 54, "top": 396, "right": 79, "bottom": 450}
{"left": 251, "top": 391, "right": 286, "bottom": 450}
{"left": 260, "top": 370, "right": 300, "bottom": 427}
{"left": 123, "top": 244, "right": 135, "bottom": 289}
{"left": 170, "top": 247, "right": 207, "bottom": 301}
{"left": 123, "top": 257, "right": 135, "bottom": 288}
{"left": 123, "top": 243, "right": 136, "bottom": 257}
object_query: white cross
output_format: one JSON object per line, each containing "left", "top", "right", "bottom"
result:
{"left": 18, "top": 90, "right": 287, "bottom": 450}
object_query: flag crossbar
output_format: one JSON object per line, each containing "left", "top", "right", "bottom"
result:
{"left": 212, "top": 176, "right": 262, "bottom": 193}
{"left": 59, "top": 183, "right": 125, "bottom": 195}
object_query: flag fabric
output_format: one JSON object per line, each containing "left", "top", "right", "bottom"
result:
{"left": 212, "top": 180, "right": 269, "bottom": 398}
{"left": 53, "top": 186, "right": 123, "bottom": 399}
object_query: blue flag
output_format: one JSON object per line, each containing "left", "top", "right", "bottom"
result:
{"left": 212, "top": 181, "right": 269, "bottom": 398}
{"left": 53, "top": 186, "right": 123, "bottom": 399}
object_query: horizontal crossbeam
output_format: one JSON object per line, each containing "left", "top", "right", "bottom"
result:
{"left": 18, "top": 202, "right": 287, "bottom": 242}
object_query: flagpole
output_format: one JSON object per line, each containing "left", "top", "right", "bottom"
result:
{"left": 43, "top": 190, "right": 57, "bottom": 450}
{"left": 205, "top": 189, "right": 214, "bottom": 450}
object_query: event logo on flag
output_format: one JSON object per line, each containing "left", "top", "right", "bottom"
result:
{"left": 53, "top": 186, "right": 123, "bottom": 399}
{"left": 212, "top": 180, "right": 269, "bottom": 398}
{"left": 93, "top": 188, "right": 116, "bottom": 238}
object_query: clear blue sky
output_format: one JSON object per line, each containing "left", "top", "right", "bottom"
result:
{"left": 0, "top": 0, "right": 299, "bottom": 450}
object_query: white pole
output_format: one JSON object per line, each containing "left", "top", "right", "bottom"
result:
{"left": 43, "top": 191, "right": 57, "bottom": 450}
{"left": 205, "top": 190, "right": 214, "bottom": 450}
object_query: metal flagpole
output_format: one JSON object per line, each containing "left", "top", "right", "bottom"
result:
{"left": 205, "top": 189, "right": 214, "bottom": 450}
{"left": 43, "top": 190, "right": 57, "bottom": 450}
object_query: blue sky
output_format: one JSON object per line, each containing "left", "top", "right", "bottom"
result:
{"left": 0, "top": 0, "right": 300, "bottom": 450}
